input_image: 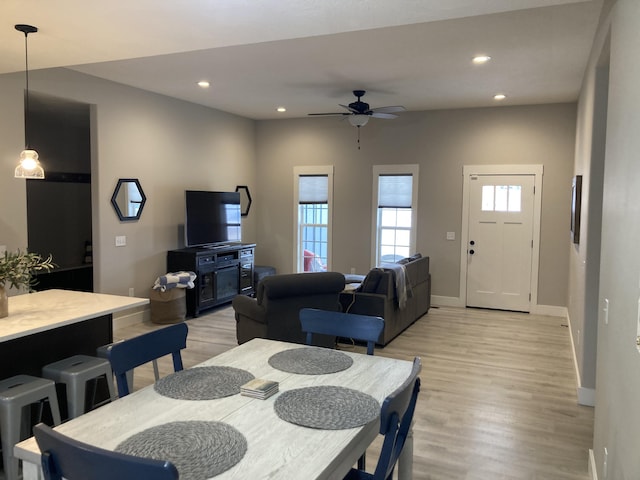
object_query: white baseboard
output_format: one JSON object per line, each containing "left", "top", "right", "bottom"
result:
{"left": 430, "top": 297, "right": 567, "bottom": 316}
{"left": 565, "top": 311, "right": 596, "bottom": 407}
{"left": 113, "top": 306, "right": 148, "bottom": 329}
{"left": 589, "top": 449, "right": 598, "bottom": 480}
{"left": 430, "top": 295, "right": 464, "bottom": 308}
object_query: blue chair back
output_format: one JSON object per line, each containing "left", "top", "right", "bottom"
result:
{"left": 299, "top": 308, "right": 384, "bottom": 355}
{"left": 106, "top": 322, "right": 188, "bottom": 397}
{"left": 372, "top": 357, "right": 421, "bottom": 480}
{"left": 33, "top": 423, "right": 179, "bottom": 480}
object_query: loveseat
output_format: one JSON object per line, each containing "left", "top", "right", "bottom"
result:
{"left": 339, "top": 254, "right": 430, "bottom": 345}
{"left": 232, "top": 271, "right": 345, "bottom": 346}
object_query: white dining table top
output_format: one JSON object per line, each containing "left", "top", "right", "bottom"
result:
{"left": 15, "top": 338, "right": 414, "bottom": 480}
{"left": 0, "top": 289, "right": 149, "bottom": 343}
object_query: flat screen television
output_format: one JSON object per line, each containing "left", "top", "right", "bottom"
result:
{"left": 185, "top": 190, "right": 242, "bottom": 247}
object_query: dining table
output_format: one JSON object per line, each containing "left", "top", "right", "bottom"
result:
{"left": 14, "top": 337, "right": 416, "bottom": 480}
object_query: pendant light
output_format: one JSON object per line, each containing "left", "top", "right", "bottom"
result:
{"left": 14, "top": 24, "right": 44, "bottom": 179}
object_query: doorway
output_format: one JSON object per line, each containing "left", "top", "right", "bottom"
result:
{"left": 460, "top": 165, "right": 543, "bottom": 312}
{"left": 26, "top": 92, "right": 93, "bottom": 291}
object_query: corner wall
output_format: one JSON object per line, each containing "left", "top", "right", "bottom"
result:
{"left": 588, "top": 0, "right": 640, "bottom": 478}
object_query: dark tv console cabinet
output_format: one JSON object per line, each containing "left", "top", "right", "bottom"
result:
{"left": 167, "top": 243, "right": 255, "bottom": 317}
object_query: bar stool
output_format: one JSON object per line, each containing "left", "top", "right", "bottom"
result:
{"left": 42, "top": 355, "right": 116, "bottom": 420}
{"left": 0, "top": 375, "right": 62, "bottom": 480}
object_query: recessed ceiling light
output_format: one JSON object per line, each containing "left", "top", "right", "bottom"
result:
{"left": 473, "top": 55, "right": 491, "bottom": 64}
{"left": 276, "top": 107, "right": 287, "bottom": 113}
{"left": 494, "top": 93, "right": 507, "bottom": 100}
{"left": 197, "top": 81, "right": 210, "bottom": 88}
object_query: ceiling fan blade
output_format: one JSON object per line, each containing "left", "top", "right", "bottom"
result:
{"left": 371, "top": 112, "right": 398, "bottom": 119}
{"left": 371, "top": 106, "right": 406, "bottom": 114}
{"left": 308, "top": 112, "right": 349, "bottom": 116}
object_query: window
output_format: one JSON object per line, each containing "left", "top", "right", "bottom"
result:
{"left": 481, "top": 185, "right": 522, "bottom": 212}
{"left": 293, "top": 166, "right": 333, "bottom": 273}
{"left": 372, "top": 165, "right": 419, "bottom": 265}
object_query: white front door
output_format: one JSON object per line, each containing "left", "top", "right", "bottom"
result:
{"left": 466, "top": 174, "right": 535, "bottom": 312}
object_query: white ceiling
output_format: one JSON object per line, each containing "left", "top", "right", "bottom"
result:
{"left": 1, "top": 0, "right": 603, "bottom": 120}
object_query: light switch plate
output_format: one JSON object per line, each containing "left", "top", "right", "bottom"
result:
{"left": 446, "top": 232, "right": 455, "bottom": 241}
{"left": 115, "top": 235, "right": 126, "bottom": 247}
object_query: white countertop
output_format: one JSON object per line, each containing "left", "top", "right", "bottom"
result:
{"left": 0, "top": 289, "right": 149, "bottom": 343}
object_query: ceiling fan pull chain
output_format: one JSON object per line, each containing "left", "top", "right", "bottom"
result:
{"left": 357, "top": 125, "right": 361, "bottom": 150}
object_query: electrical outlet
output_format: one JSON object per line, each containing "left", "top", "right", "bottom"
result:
{"left": 603, "top": 447, "right": 608, "bottom": 479}
{"left": 128, "top": 287, "right": 135, "bottom": 297}
{"left": 603, "top": 298, "right": 609, "bottom": 325}
{"left": 350, "top": 267, "right": 356, "bottom": 274}
{"left": 0, "top": 245, "right": 6, "bottom": 256}
{"left": 115, "top": 235, "right": 126, "bottom": 247}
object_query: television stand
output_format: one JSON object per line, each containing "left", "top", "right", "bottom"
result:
{"left": 167, "top": 243, "right": 255, "bottom": 317}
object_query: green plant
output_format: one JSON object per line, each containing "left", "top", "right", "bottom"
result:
{"left": 0, "top": 249, "right": 55, "bottom": 290}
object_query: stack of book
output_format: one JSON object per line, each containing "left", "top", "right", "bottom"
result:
{"left": 240, "top": 378, "right": 279, "bottom": 399}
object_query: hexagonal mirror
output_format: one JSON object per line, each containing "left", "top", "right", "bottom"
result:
{"left": 111, "top": 178, "right": 146, "bottom": 221}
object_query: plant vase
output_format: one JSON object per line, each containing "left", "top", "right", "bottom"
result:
{"left": 0, "top": 286, "right": 7, "bottom": 318}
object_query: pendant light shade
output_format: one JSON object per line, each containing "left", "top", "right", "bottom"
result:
{"left": 14, "top": 24, "right": 44, "bottom": 179}
{"left": 15, "top": 149, "right": 44, "bottom": 179}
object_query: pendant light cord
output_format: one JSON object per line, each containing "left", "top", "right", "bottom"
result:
{"left": 23, "top": 30, "right": 31, "bottom": 149}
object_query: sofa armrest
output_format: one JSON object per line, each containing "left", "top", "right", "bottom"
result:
{"left": 232, "top": 295, "right": 267, "bottom": 325}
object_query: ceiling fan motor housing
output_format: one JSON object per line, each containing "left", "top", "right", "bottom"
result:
{"left": 349, "top": 100, "right": 370, "bottom": 114}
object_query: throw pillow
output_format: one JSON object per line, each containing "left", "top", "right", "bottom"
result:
{"left": 359, "top": 268, "right": 385, "bottom": 293}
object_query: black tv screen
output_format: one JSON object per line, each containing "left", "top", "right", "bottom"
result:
{"left": 185, "top": 190, "right": 242, "bottom": 247}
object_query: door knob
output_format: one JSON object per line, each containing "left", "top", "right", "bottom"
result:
{"left": 469, "top": 249, "right": 475, "bottom": 255}
{"left": 470, "top": 240, "right": 475, "bottom": 246}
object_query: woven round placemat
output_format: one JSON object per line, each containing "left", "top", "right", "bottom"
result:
{"left": 154, "top": 366, "right": 255, "bottom": 400}
{"left": 268, "top": 347, "right": 353, "bottom": 375}
{"left": 274, "top": 385, "right": 379, "bottom": 430}
{"left": 116, "top": 421, "right": 246, "bottom": 480}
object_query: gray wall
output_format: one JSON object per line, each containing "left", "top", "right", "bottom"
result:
{"left": 588, "top": 0, "right": 640, "bottom": 478}
{"left": 256, "top": 103, "right": 576, "bottom": 307}
{"left": 0, "top": 68, "right": 257, "bottom": 297}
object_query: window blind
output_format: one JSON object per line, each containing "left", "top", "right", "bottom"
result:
{"left": 299, "top": 175, "right": 328, "bottom": 204}
{"left": 378, "top": 174, "right": 412, "bottom": 208}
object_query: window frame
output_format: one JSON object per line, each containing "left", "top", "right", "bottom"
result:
{"left": 371, "top": 165, "right": 419, "bottom": 266}
{"left": 293, "top": 166, "right": 334, "bottom": 273}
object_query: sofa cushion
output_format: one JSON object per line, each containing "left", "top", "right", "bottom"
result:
{"left": 359, "top": 268, "right": 385, "bottom": 293}
{"left": 397, "top": 252, "right": 422, "bottom": 265}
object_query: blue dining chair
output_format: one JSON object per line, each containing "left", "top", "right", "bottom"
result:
{"left": 33, "top": 423, "right": 179, "bottom": 480}
{"left": 299, "top": 308, "right": 384, "bottom": 355}
{"left": 106, "top": 322, "right": 188, "bottom": 397}
{"left": 344, "top": 356, "right": 422, "bottom": 480}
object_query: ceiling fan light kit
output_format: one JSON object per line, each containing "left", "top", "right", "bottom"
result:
{"left": 348, "top": 115, "right": 369, "bottom": 127}
{"left": 309, "top": 90, "right": 405, "bottom": 148}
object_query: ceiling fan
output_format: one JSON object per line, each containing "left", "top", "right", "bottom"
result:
{"left": 308, "top": 90, "right": 405, "bottom": 127}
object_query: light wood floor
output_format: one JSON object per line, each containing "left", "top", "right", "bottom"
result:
{"left": 114, "top": 305, "right": 594, "bottom": 480}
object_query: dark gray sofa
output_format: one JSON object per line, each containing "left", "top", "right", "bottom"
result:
{"left": 232, "top": 271, "right": 345, "bottom": 346}
{"left": 339, "top": 254, "right": 430, "bottom": 345}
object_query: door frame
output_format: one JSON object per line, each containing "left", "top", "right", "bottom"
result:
{"left": 459, "top": 164, "right": 544, "bottom": 309}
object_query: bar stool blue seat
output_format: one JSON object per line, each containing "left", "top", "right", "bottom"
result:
{"left": 0, "top": 375, "right": 62, "bottom": 480}
{"left": 42, "top": 355, "right": 116, "bottom": 420}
